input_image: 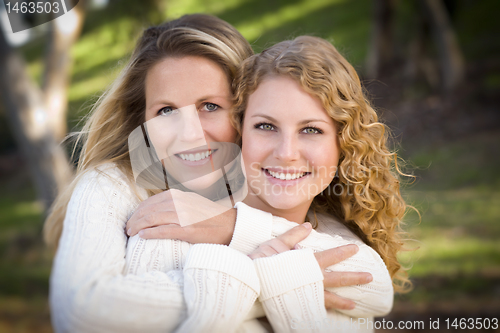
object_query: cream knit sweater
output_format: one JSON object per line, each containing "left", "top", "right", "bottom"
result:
{"left": 50, "top": 165, "right": 393, "bottom": 333}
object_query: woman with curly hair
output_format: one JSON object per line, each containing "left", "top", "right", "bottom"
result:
{"left": 225, "top": 35, "right": 412, "bottom": 331}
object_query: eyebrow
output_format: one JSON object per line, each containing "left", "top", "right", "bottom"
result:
{"left": 250, "top": 113, "right": 329, "bottom": 125}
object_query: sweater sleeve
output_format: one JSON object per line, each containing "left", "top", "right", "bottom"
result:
{"left": 274, "top": 218, "right": 394, "bottom": 318}
{"left": 229, "top": 203, "right": 393, "bottom": 318}
{"left": 175, "top": 244, "right": 260, "bottom": 333}
{"left": 50, "top": 167, "right": 187, "bottom": 333}
{"left": 229, "top": 202, "right": 273, "bottom": 255}
{"left": 253, "top": 249, "right": 327, "bottom": 333}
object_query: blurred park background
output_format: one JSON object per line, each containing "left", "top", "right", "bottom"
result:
{"left": 0, "top": 0, "right": 499, "bottom": 331}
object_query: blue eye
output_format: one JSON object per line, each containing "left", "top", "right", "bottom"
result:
{"left": 202, "top": 103, "right": 219, "bottom": 112}
{"left": 255, "top": 123, "right": 275, "bottom": 131}
{"left": 158, "top": 106, "right": 176, "bottom": 116}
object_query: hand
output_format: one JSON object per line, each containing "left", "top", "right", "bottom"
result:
{"left": 315, "top": 245, "right": 373, "bottom": 310}
{"left": 126, "top": 189, "right": 237, "bottom": 245}
{"left": 248, "top": 224, "right": 373, "bottom": 311}
{"left": 248, "top": 222, "right": 313, "bottom": 260}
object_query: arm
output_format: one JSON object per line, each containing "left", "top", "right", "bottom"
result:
{"left": 127, "top": 199, "right": 377, "bottom": 312}
{"left": 248, "top": 225, "right": 392, "bottom": 333}
{"left": 50, "top": 166, "right": 187, "bottom": 332}
{"left": 228, "top": 202, "right": 274, "bottom": 254}
{"left": 322, "top": 244, "right": 393, "bottom": 317}
{"left": 254, "top": 249, "right": 327, "bottom": 333}
{"left": 248, "top": 224, "right": 329, "bottom": 333}
{"left": 231, "top": 203, "right": 393, "bottom": 316}
{"left": 175, "top": 244, "right": 260, "bottom": 333}
{"left": 270, "top": 215, "right": 394, "bottom": 318}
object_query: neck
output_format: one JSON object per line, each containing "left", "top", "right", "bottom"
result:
{"left": 242, "top": 192, "right": 311, "bottom": 224}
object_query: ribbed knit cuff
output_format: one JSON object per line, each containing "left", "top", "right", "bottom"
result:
{"left": 254, "top": 248, "right": 324, "bottom": 301}
{"left": 229, "top": 202, "right": 273, "bottom": 255}
{"left": 185, "top": 244, "right": 260, "bottom": 294}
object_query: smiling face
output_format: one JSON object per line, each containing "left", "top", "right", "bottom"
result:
{"left": 241, "top": 76, "right": 340, "bottom": 223}
{"left": 143, "top": 56, "right": 238, "bottom": 192}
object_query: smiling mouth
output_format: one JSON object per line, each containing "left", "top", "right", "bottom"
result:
{"left": 176, "top": 149, "right": 215, "bottom": 162}
{"left": 263, "top": 168, "right": 310, "bottom": 180}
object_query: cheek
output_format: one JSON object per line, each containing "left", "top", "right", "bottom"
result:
{"left": 204, "top": 116, "right": 237, "bottom": 143}
{"left": 242, "top": 144, "right": 255, "bottom": 177}
{"left": 145, "top": 120, "right": 178, "bottom": 157}
{"left": 313, "top": 141, "right": 340, "bottom": 180}
{"left": 241, "top": 133, "right": 262, "bottom": 178}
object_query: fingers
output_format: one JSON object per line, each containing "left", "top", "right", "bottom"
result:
{"left": 248, "top": 245, "right": 277, "bottom": 260}
{"left": 127, "top": 211, "right": 178, "bottom": 236}
{"left": 324, "top": 291, "right": 355, "bottom": 310}
{"left": 137, "top": 224, "right": 188, "bottom": 241}
{"left": 314, "top": 244, "right": 359, "bottom": 269}
{"left": 136, "top": 190, "right": 173, "bottom": 208}
{"left": 134, "top": 200, "right": 175, "bottom": 221}
{"left": 248, "top": 224, "right": 311, "bottom": 260}
{"left": 274, "top": 222, "right": 313, "bottom": 249}
{"left": 248, "top": 240, "right": 291, "bottom": 260}
{"left": 323, "top": 271, "right": 373, "bottom": 289}
{"left": 127, "top": 192, "right": 176, "bottom": 234}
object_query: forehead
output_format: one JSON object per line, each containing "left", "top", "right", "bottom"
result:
{"left": 145, "top": 56, "right": 231, "bottom": 101}
{"left": 246, "top": 76, "right": 332, "bottom": 122}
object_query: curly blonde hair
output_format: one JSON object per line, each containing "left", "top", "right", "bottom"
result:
{"left": 232, "top": 36, "right": 412, "bottom": 293}
{"left": 44, "top": 14, "right": 254, "bottom": 248}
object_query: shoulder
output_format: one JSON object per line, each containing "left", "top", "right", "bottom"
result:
{"left": 313, "top": 212, "right": 365, "bottom": 244}
{"left": 291, "top": 211, "right": 369, "bottom": 251}
{"left": 71, "top": 163, "right": 146, "bottom": 213}
{"left": 78, "top": 163, "right": 129, "bottom": 187}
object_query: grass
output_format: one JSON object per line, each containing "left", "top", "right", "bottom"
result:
{"left": 0, "top": 178, "right": 52, "bottom": 332}
{"left": 392, "top": 132, "right": 500, "bottom": 309}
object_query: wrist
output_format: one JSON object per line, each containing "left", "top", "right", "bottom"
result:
{"left": 229, "top": 202, "right": 273, "bottom": 254}
{"left": 222, "top": 208, "right": 237, "bottom": 245}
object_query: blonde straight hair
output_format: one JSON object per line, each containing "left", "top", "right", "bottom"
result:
{"left": 44, "top": 14, "right": 253, "bottom": 248}
{"left": 232, "top": 36, "right": 413, "bottom": 293}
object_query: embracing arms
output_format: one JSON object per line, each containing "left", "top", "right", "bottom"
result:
{"left": 50, "top": 167, "right": 185, "bottom": 332}
{"left": 50, "top": 167, "right": 259, "bottom": 332}
{"left": 125, "top": 193, "right": 390, "bottom": 314}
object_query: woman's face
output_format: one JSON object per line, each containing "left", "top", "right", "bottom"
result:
{"left": 241, "top": 75, "right": 340, "bottom": 218}
{"left": 143, "top": 56, "right": 238, "bottom": 191}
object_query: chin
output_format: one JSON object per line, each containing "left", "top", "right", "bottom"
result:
{"left": 264, "top": 195, "right": 305, "bottom": 211}
{"left": 180, "top": 169, "right": 223, "bottom": 192}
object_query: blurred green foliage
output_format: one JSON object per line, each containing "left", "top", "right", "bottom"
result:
{"left": 1, "top": 0, "right": 499, "bottom": 330}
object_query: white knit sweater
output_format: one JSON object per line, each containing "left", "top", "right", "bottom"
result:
{"left": 50, "top": 165, "right": 393, "bottom": 333}
{"left": 231, "top": 203, "right": 394, "bottom": 333}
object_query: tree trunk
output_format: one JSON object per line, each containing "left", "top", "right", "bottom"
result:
{"left": 366, "top": 0, "right": 396, "bottom": 78}
{"left": 43, "top": 3, "right": 86, "bottom": 141}
{"left": 421, "top": 0, "right": 465, "bottom": 92}
{"left": 0, "top": 3, "right": 86, "bottom": 211}
{"left": 0, "top": 31, "right": 71, "bottom": 210}
{"left": 405, "top": 7, "right": 440, "bottom": 90}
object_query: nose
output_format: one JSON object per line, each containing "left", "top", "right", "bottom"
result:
{"left": 274, "top": 132, "right": 299, "bottom": 162}
{"left": 179, "top": 105, "right": 206, "bottom": 144}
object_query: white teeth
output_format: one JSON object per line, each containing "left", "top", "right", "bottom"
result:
{"left": 178, "top": 150, "right": 213, "bottom": 161}
{"left": 267, "top": 169, "right": 307, "bottom": 180}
